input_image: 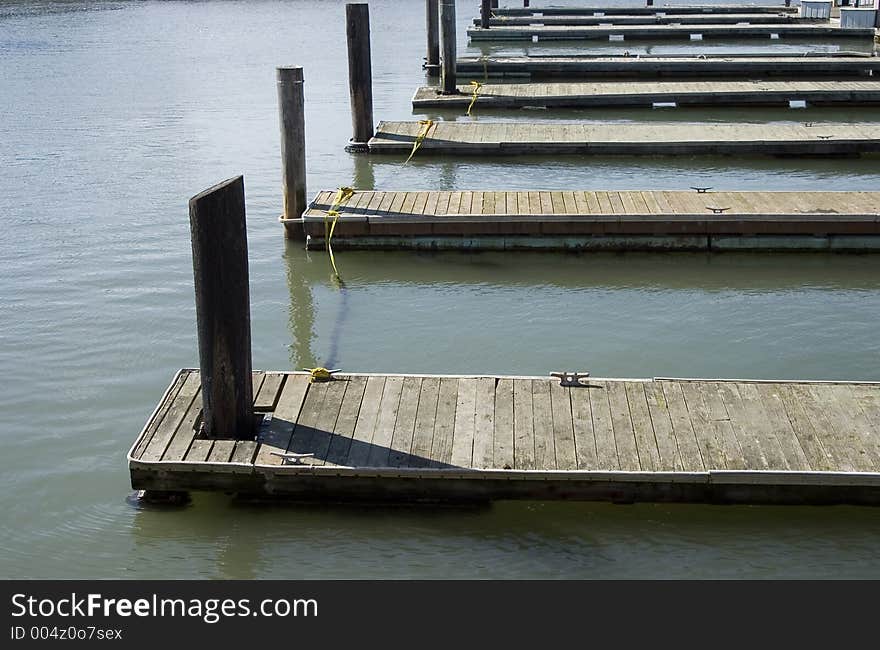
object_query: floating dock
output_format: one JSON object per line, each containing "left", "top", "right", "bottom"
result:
{"left": 293, "top": 189, "right": 880, "bottom": 251}
{"left": 467, "top": 23, "right": 873, "bottom": 41}
{"left": 129, "top": 369, "right": 880, "bottom": 504}
{"left": 413, "top": 80, "right": 880, "bottom": 109}
{"left": 473, "top": 14, "right": 825, "bottom": 26}
{"left": 487, "top": 5, "right": 801, "bottom": 17}
{"left": 367, "top": 121, "right": 880, "bottom": 157}
{"left": 455, "top": 54, "right": 880, "bottom": 79}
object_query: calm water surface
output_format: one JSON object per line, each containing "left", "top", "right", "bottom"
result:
{"left": 2, "top": 0, "right": 880, "bottom": 579}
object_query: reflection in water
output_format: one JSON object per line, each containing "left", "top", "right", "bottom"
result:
{"left": 284, "top": 244, "right": 316, "bottom": 370}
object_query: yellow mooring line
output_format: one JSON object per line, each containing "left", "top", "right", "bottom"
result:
{"left": 404, "top": 119, "right": 435, "bottom": 164}
{"left": 467, "top": 81, "right": 483, "bottom": 116}
{"left": 325, "top": 186, "right": 355, "bottom": 281}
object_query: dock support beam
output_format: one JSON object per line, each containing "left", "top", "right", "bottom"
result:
{"left": 189, "top": 176, "right": 254, "bottom": 440}
{"left": 481, "top": 0, "right": 491, "bottom": 28}
{"left": 346, "top": 3, "right": 374, "bottom": 151}
{"left": 439, "top": 0, "right": 458, "bottom": 94}
{"left": 425, "top": 0, "right": 439, "bottom": 74}
{"left": 277, "top": 66, "right": 307, "bottom": 240}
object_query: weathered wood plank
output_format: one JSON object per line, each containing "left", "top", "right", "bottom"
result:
{"left": 366, "top": 376, "right": 404, "bottom": 467}
{"left": 345, "top": 376, "right": 386, "bottom": 468}
{"left": 532, "top": 379, "right": 556, "bottom": 471}
{"left": 452, "top": 378, "right": 478, "bottom": 467}
{"left": 431, "top": 377, "right": 459, "bottom": 468}
{"left": 590, "top": 381, "right": 619, "bottom": 470}
{"left": 550, "top": 381, "right": 577, "bottom": 471}
{"left": 140, "top": 372, "right": 201, "bottom": 462}
{"left": 494, "top": 378, "right": 515, "bottom": 470}
{"left": 408, "top": 377, "right": 440, "bottom": 469}
{"left": 513, "top": 379, "right": 536, "bottom": 470}
{"left": 254, "top": 374, "right": 310, "bottom": 466}
{"left": 388, "top": 377, "right": 422, "bottom": 467}
{"left": 625, "top": 381, "right": 662, "bottom": 472}
{"left": 607, "top": 381, "right": 641, "bottom": 471}
{"left": 471, "top": 377, "right": 496, "bottom": 469}
{"left": 570, "top": 385, "right": 598, "bottom": 470}
{"left": 644, "top": 382, "right": 684, "bottom": 471}
{"left": 325, "top": 376, "right": 369, "bottom": 466}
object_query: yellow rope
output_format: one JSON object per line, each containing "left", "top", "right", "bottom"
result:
{"left": 304, "top": 367, "right": 335, "bottom": 383}
{"left": 325, "top": 186, "right": 355, "bottom": 281}
{"left": 404, "top": 119, "right": 435, "bottom": 164}
{"left": 467, "top": 81, "right": 483, "bottom": 117}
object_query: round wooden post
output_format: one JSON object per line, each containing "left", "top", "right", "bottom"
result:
{"left": 277, "top": 66, "right": 307, "bottom": 240}
{"left": 346, "top": 3, "right": 374, "bottom": 151}
{"left": 425, "top": 0, "right": 440, "bottom": 73}
{"left": 524, "top": 0, "right": 530, "bottom": 7}
{"left": 491, "top": 0, "right": 499, "bottom": 8}
{"left": 189, "top": 176, "right": 254, "bottom": 440}
{"left": 481, "top": 0, "right": 491, "bottom": 28}
{"left": 439, "top": 0, "right": 458, "bottom": 95}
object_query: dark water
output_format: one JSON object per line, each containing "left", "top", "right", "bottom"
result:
{"left": 2, "top": 0, "right": 880, "bottom": 579}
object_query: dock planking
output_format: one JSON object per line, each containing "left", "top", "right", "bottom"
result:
{"left": 413, "top": 80, "right": 880, "bottom": 110}
{"left": 455, "top": 54, "right": 880, "bottom": 79}
{"left": 130, "top": 370, "right": 880, "bottom": 504}
{"left": 367, "top": 121, "right": 880, "bottom": 157}
{"left": 488, "top": 6, "right": 801, "bottom": 17}
{"left": 467, "top": 23, "right": 874, "bottom": 41}
{"left": 294, "top": 189, "right": 880, "bottom": 251}
{"left": 472, "top": 15, "right": 826, "bottom": 27}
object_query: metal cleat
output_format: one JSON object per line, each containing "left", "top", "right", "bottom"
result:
{"left": 269, "top": 452, "right": 315, "bottom": 465}
{"left": 706, "top": 206, "right": 730, "bottom": 214}
{"left": 690, "top": 186, "right": 712, "bottom": 193}
{"left": 550, "top": 371, "right": 590, "bottom": 387}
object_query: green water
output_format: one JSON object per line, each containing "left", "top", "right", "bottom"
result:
{"left": 2, "top": 0, "right": 880, "bottom": 579}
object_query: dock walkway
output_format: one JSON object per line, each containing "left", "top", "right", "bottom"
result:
{"left": 129, "top": 370, "right": 880, "bottom": 503}
{"left": 473, "top": 14, "right": 824, "bottom": 26}
{"left": 455, "top": 54, "right": 880, "bottom": 79}
{"left": 489, "top": 6, "right": 801, "bottom": 17}
{"left": 294, "top": 189, "right": 880, "bottom": 251}
{"left": 413, "top": 80, "right": 880, "bottom": 109}
{"left": 367, "top": 121, "right": 880, "bottom": 157}
{"left": 467, "top": 23, "right": 873, "bottom": 41}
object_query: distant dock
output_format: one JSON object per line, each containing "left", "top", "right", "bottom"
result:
{"left": 487, "top": 5, "right": 801, "bottom": 17}
{"left": 472, "top": 14, "right": 825, "bottom": 27}
{"left": 413, "top": 80, "right": 880, "bottom": 109}
{"left": 130, "top": 370, "right": 880, "bottom": 504}
{"left": 293, "top": 189, "right": 880, "bottom": 252}
{"left": 367, "top": 121, "right": 880, "bottom": 157}
{"left": 467, "top": 23, "right": 873, "bottom": 41}
{"left": 455, "top": 54, "right": 880, "bottom": 79}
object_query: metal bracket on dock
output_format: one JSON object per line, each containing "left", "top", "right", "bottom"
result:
{"left": 691, "top": 186, "right": 713, "bottom": 193}
{"left": 550, "top": 371, "right": 591, "bottom": 387}
{"left": 706, "top": 206, "right": 731, "bottom": 214}
{"left": 269, "top": 452, "right": 315, "bottom": 465}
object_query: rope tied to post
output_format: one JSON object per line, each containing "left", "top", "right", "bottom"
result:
{"left": 325, "top": 186, "right": 355, "bottom": 281}
{"left": 467, "top": 81, "right": 484, "bottom": 117}
{"left": 404, "top": 120, "right": 435, "bottom": 165}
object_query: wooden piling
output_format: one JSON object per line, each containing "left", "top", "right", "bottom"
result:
{"left": 439, "top": 0, "right": 458, "bottom": 94}
{"left": 188, "top": 176, "right": 254, "bottom": 440}
{"left": 425, "top": 0, "right": 439, "bottom": 73}
{"left": 481, "top": 0, "right": 491, "bottom": 29}
{"left": 346, "top": 3, "right": 374, "bottom": 150}
{"left": 276, "top": 66, "right": 307, "bottom": 240}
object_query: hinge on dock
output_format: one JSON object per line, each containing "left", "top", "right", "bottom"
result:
{"left": 550, "top": 371, "right": 590, "bottom": 387}
{"left": 269, "top": 452, "right": 315, "bottom": 465}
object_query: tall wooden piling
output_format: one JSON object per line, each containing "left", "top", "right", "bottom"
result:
{"left": 276, "top": 66, "right": 307, "bottom": 240}
{"left": 481, "top": 0, "right": 491, "bottom": 28}
{"left": 346, "top": 3, "right": 374, "bottom": 150}
{"left": 189, "top": 176, "right": 254, "bottom": 440}
{"left": 425, "top": 0, "right": 439, "bottom": 73}
{"left": 439, "top": 0, "right": 458, "bottom": 94}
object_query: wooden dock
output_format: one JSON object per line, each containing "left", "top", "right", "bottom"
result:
{"left": 455, "top": 54, "right": 880, "bottom": 79}
{"left": 473, "top": 14, "right": 825, "bottom": 27}
{"left": 367, "top": 121, "right": 880, "bottom": 157}
{"left": 488, "top": 5, "right": 801, "bottom": 17}
{"left": 293, "top": 189, "right": 880, "bottom": 251}
{"left": 413, "top": 80, "right": 880, "bottom": 109}
{"left": 129, "top": 369, "right": 880, "bottom": 504}
{"left": 467, "top": 23, "right": 873, "bottom": 41}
